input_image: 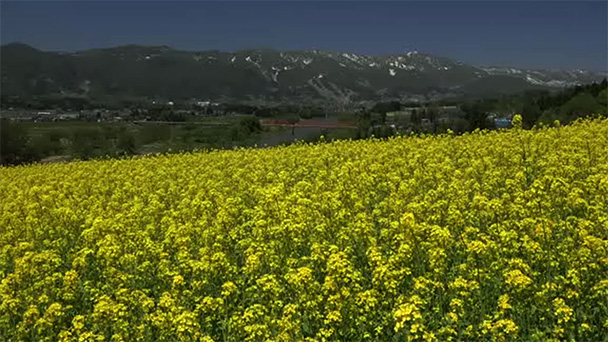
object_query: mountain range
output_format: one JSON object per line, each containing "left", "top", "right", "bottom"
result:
{"left": 1, "top": 43, "right": 605, "bottom": 104}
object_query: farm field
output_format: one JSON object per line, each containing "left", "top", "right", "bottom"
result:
{"left": 1, "top": 117, "right": 607, "bottom": 341}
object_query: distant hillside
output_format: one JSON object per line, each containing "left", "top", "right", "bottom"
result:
{"left": 1, "top": 43, "right": 605, "bottom": 103}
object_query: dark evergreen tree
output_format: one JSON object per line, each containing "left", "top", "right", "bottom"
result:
{"left": 522, "top": 101, "right": 542, "bottom": 128}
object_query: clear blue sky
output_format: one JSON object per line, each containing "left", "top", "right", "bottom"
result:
{"left": 1, "top": 1, "right": 607, "bottom": 71}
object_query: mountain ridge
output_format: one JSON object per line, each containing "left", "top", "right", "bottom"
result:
{"left": 8, "top": 42, "right": 606, "bottom": 73}
{"left": 2, "top": 42, "right": 605, "bottom": 103}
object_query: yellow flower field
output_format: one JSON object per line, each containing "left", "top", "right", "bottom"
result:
{"left": 1, "top": 117, "right": 607, "bottom": 342}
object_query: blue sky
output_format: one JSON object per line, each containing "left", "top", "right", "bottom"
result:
{"left": 1, "top": 1, "right": 607, "bottom": 71}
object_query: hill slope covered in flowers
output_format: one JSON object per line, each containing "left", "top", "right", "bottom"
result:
{"left": 1, "top": 118, "right": 608, "bottom": 341}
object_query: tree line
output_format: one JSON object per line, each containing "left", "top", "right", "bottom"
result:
{"left": 0, "top": 117, "right": 262, "bottom": 166}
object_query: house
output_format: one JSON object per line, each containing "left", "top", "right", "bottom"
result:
{"left": 386, "top": 110, "right": 409, "bottom": 118}
{"left": 35, "top": 111, "right": 54, "bottom": 122}
{"left": 196, "top": 101, "right": 211, "bottom": 107}
{"left": 58, "top": 113, "right": 80, "bottom": 120}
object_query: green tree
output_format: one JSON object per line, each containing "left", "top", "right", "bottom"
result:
{"left": 427, "top": 105, "right": 439, "bottom": 133}
{"left": 410, "top": 109, "right": 421, "bottom": 127}
{"left": 0, "top": 119, "right": 39, "bottom": 165}
{"left": 559, "top": 93, "right": 603, "bottom": 121}
{"left": 597, "top": 88, "right": 607, "bottom": 108}
{"left": 460, "top": 102, "right": 491, "bottom": 131}
{"left": 522, "top": 101, "right": 542, "bottom": 128}
{"left": 371, "top": 101, "right": 400, "bottom": 114}
{"left": 238, "top": 116, "right": 262, "bottom": 133}
{"left": 116, "top": 129, "right": 137, "bottom": 156}
{"left": 229, "top": 116, "right": 262, "bottom": 142}
{"left": 356, "top": 112, "right": 372, "bottom": 139}
{"left": 70, "top": 128, "right": 111, "bottom": 160}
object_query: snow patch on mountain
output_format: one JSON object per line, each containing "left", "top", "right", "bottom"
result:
{"left": 525, "top": 75, "right": 572, "bottom": 87}
{"left": 342, "top": 53, "right": 361, "bottom": 63}
{"left": 270, "top": 66, "right": 282, "bottom": 82}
